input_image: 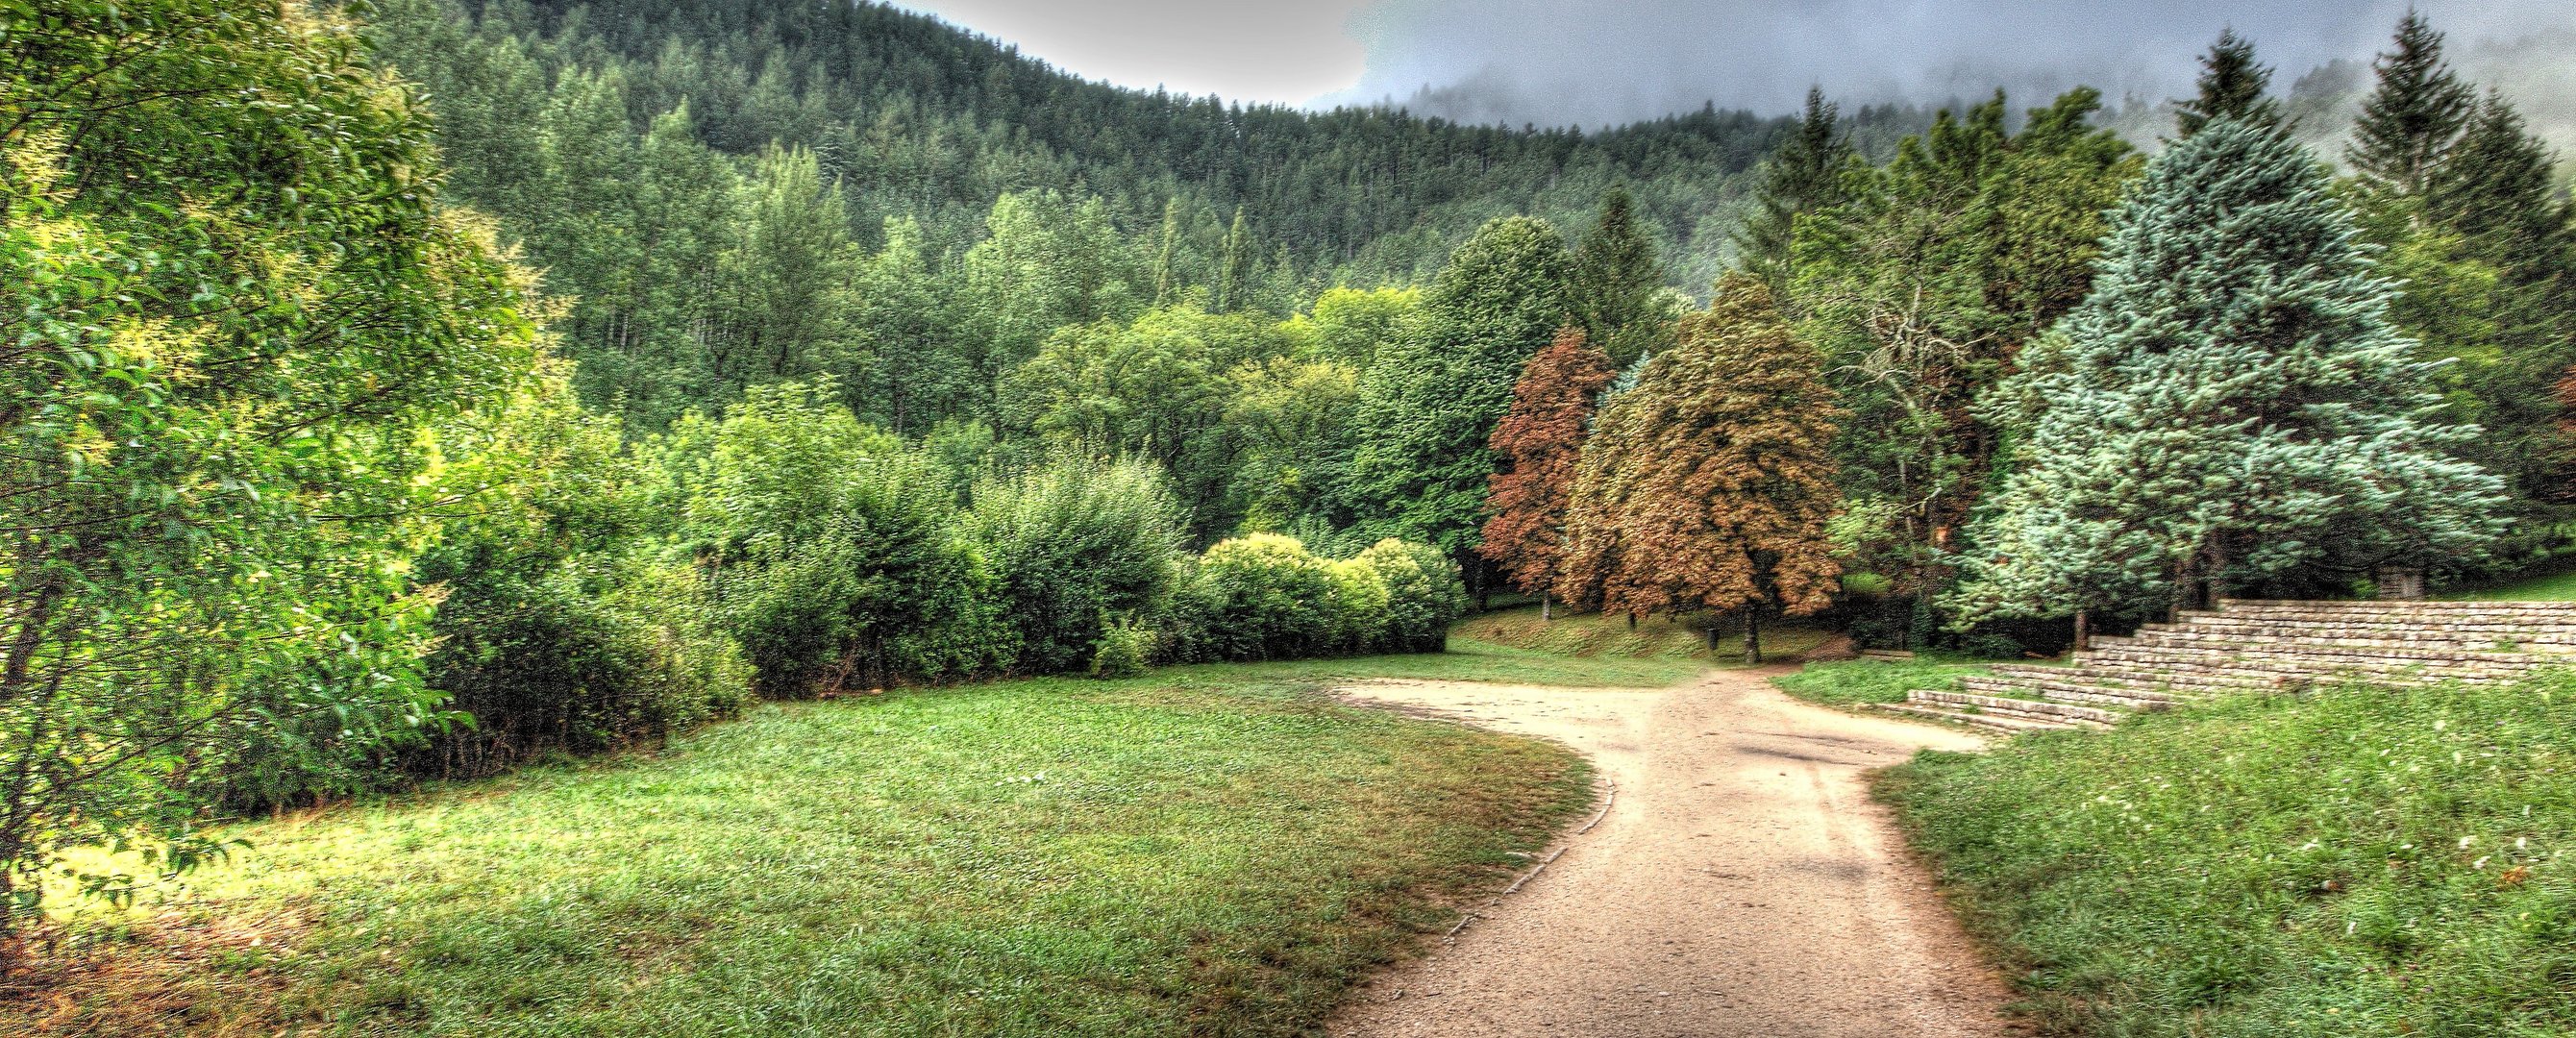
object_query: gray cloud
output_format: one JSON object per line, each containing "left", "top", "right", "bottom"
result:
{"left": 1318, "top": 0, "right": 2576, "bottom": 128}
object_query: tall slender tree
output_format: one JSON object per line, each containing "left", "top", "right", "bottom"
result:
{"left": 1558, "top": 278, "right": 1843, "bottom": 662}
{"left": 1573, "top": 185, "right": 1668, "bottom": 366}
{"left": 1482, "top": 328, "right": 1618, "bottom": 617}
{"left": 1735, "top": 86, "right": 1853, "bottom": 293}
{"left": 1955, "top": 119, "right": 2505, "bottom": 631}
{"left": 2348, "top": 12, "right": 2476, "bottom": 197}
{"left": 2174, "top": 28, "right": 2281, "bottom": 136}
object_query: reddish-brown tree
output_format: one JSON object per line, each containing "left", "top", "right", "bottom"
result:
{"left": 1556, "top": 276, "right": 1844, "bottom": 662}
{"left": 1480, "top": 327, "right": 1618, "bottom": 613}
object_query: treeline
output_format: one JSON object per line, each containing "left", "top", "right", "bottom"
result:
{"left": 1472, "top": 16, "right": 2576, "bottom": 655}
{"left": 356, "top": 0, "right": 1944, "bottom": 429}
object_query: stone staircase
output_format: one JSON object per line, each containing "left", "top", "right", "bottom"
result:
{"left": 1874, "top": 599, "right": 2576, "bottom": 733}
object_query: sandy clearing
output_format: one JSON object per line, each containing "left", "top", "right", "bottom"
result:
{"left": 1329, "top": 668, "right": 2016, "bottom": 1038}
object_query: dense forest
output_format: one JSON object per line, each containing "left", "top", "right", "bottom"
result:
{"left": 5, "top": 0, "right": 2574, "bottom": 948}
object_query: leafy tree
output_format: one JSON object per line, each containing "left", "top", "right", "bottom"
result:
{"left": 1955, "top": 119, "right": 2506, "bottom": 631}
{"left": 717, "top": 145, "right": 855, "bottom": 383}
{"left": 1481, "top": 328, "right": 1617, "bottom": 615}
{"left": 2174, "top": 29, "right": 2282, "bottom": 137}
{"left": 2347, "top": 12, "right": 2476, "bottom": 197}
{"left": 1558, "top": 279, "right": 1844, "bottom": 662}
{"left": 1282, "top": 286, "right": 1423, "bottom": 369}
{"left": 0, "top": 0, "right": 536, "bottom": 942}
{"left": 1224, "top": 356, "right": 1362, "bottom": 533}
{"left": 1343, "top": 217, "right": 1577, "bottom": 573}
{"left": 1789, "top": 89, "right": 2139, "bottom": 611}
{"left": 1736, "top": 86, "right": 1854, "bottom": 291}
{"left": 1357, "top": 539, "right": 1472, "bottom": 653}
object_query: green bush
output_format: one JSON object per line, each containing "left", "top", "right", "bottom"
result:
{"left": 973, "top": 456, "right": 1187, "bottom": 676}
{"left": 1358, "top": 539, "right": 1472, "bottom": 653}
{"left": 1088, "top": 620, "right": 1156, "bottom": 679}
{"left": 1193, "top": 533, "right": 1350, "bottom": 660}
{"left": 1880, "top": 676, "right": 2576, "bottom": 1035}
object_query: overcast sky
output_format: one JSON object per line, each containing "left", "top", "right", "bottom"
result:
{"left": 893, "top": 0, "right": 2576, "bottom": 125}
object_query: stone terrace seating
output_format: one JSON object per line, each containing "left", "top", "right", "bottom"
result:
{"left": 1873, "top": 599, "right": 2576, "bottom": 733}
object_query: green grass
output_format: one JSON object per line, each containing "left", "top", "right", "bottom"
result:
{"left": 1768, "top": 652, "right": 2009, "bottom": 707}
{"left": 15, "top": 652, "right": 1622, "bottom": 1036}
{"left": 2443, "top": 567, "right": 2576, "bottom": 602}
{"left": 1450, "top": 604, "right": 1829, "bottom": 665}
{"left": 1875, "top": 676, "right": 2576, "bottom": 1036}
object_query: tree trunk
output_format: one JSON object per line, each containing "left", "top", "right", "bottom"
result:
{"left": 1706, "top": 623, "right": 1721, "bottom": 653}
{"left": 1626, "top": 612, "right": 1637, "bottom": 630}
{"left": 1541, "top": 595, "right": 1551, "bottom": 621}
{"left": 1745, "top": 612, "right": 1763, "bottom": 665}
{"left": 2073, "top": 608, "right": 2092, "bottom": 653}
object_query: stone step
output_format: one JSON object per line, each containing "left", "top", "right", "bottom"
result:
{"left": 1870, "top": 701, "right": 2083, "bottom": 734}
{"left": 1907, "top": 689, "right": 2124, "bottom": 726}
{"left": 2122, "top": 623, "right": 2576, "bottom": 652}
{"left": 1958, "top": 674, "right": 2180, "bottom": 710}
{"left": 2214, "top": 599, "right": 2576, "bottom": 614}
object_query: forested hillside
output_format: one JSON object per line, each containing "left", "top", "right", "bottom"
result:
{"left": 360, "top": 0, "right": 1943, "bottom": 427}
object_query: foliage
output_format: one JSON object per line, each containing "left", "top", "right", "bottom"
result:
{"left": 1880, "top": 677, "right": 2576, "bottom": 1036}
{"left": 1571, "top": 185, "right": 1672, "bottom": 367}
{"left": 972, "top": 456, "right": 1188, "bottom": 677}
{"left": 0, "top": 0, "right": 536, "bottom": 939}
{"left": 1481, "top": 329, "right": 1618, "bottom": 604}
{"left": 2174, "top": 29, "right": 2282, "bottom": 137}
{"left": 1343, "top": 217, "right": 1578, "bottom": 564}
{"left": 1736, "top": 86, "right": 1855, "bottom": 290}
{"left": 1787, "top": 89, "right": 2141, "bottom": 607}
{"left": 2346, "top": 12, "right": 2477, "bottom": 197}
{"left": 1356, "top": 540, "right": 1473, "bottom": 655}
{"left": 1558, "top": 279, "right": 1845, "bottom": 634}
{"left": 1954, "top": 119, "right": 2507, "bottom": 625}
{"left": 1769, "top": 654, "right": 2008, "bottom": 707}
{"left": 1086, "top": 620, "right": 1156, "bottom": 680}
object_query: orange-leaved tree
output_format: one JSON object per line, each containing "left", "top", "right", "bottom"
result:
{"left": 1480, "top": 326, "right": 1618, "bottom": 616}
{"left": 1556, "top": 276, "right": 1843, "bottom": 662}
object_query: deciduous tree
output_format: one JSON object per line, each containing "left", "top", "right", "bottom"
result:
{"left": 1558, "top": 279, "right": 1843, "bottom": 662}
{"left": 1481, "top": 329, "right": 1617, "bottom": 616}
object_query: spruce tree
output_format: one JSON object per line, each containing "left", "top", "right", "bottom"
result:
{"left": 1572, "top": 185, "right": 1669, "bottom": 366}
{"left": 1557, "top": 277, "right": 1843, "bottom": 662}
{"left": 1482, "top": 328, "right": 1618, "bottom": 616}
{"left": 1954, "top": 119, "right": 2506, "bottom": 629}
{"left": 1735, "top": 86, "right": 1852, "bottom": 291}
{"left": 2174, "top": 28, "right": 2281, "bottom": 137}
{"left": 2348, "top": 12, "right": 2475, "bottom": 196}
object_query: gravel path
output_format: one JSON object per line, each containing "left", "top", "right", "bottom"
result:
{"left": 1330, "top": 668, "right": 2015, "bottom": 1038}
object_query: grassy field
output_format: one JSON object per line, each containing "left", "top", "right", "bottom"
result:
{"left": 1451, "top": 605, "right": 1831, "bottom": 664}
{"left": 1876, "top": 676, "right": 2576, "bottom": 1036}
{"left": 1768, "top": 653, "right": 2009, "bottom": 707}
{"left": 11, "top": 639, "right": 1689, "bottom": 1036}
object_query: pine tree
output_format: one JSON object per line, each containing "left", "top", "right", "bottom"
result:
{"left": 1955, "top": 119, "right": 2506, "bottom": 630}
{"left": 2429, "top": 92, "right": 2567, "bottom": 280}
{"left": 2348, "top": 12, "right": 2476, "bottom": 196}
{"left": 2174, "top": 28, "right": 2281, "bottom": 136}
{"left": 1735, "top": 86, "right": 1852, "bottom": 291}
{"left": 1481, "top": 328, "right": 1617, "bottom": 616}
{"left": 1557, "top": 278, "right": 1843, "bottom": 662}
{"left": 1572, "top": 185, "right": 1668, "bottom": 366}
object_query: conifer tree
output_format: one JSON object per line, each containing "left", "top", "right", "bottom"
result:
{"left": 2174, "top": 28, "right": 2281, "bottom": 136}
{"left": 2348, "top": 12, "right": 2476, "bottom": 196}
{"left": 1573, "top": 185, "right": 1668, "bottom": 366}
{"left": 1735, "top": 86, "right": 1852, "bottom": 291}
{"left": 1481, "top": 328, "right": 1618, "bottom": 617}
{"left": 1557, "top": 278, "right": 1843, "bottom": 662}
{"left": 1955, "top": 119, "right": 2506, "bottom": 630}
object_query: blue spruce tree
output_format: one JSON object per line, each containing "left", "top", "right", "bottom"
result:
{"left": 1953, "top": 118, "right": 2505, "bottom": 632}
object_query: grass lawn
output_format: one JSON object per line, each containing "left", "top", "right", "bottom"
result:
{"left": 1875, "top": 677, "right": 2576, "bottom": 1036}
{"left": 11, "top": 641, "right": 1681, "bottom": 1036}
{"left": 1768, "top": 653, "right": 2010, "bottom": 707}
{"left": 1451, "top": 604, "right": 1830, "bottom": 664}
{"left": 2443, "top": 567, "right": 2576, "bottom": 602}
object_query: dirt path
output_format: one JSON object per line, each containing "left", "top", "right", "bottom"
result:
{"left": 1330, "top": 668, "right": 2015, "bottom": 1038}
